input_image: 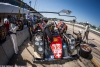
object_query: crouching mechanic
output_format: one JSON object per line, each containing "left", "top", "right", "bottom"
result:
{"left": 73, "top": 30, "right": 83, "bottom": 47}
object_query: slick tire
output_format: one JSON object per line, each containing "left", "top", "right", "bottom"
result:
{"left": 79, "top": 45, "right": 92, "bottom": 58}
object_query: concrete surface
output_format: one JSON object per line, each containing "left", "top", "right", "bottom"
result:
{"left": 2, "top": 39, "right": 14, "bottom": 59}
{"left": 17, "top": 28, "right": 29, "bottom": 46}
{"left": 0, "top": 28, "right": 29, "bottom": 65}
{"left": 0, "top": 46, "right": 9, "bottom": 64}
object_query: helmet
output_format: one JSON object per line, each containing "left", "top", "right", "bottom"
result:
{"left": 33, "top": 15, "right": 36, "bottom": 17}
{"left": 73, "top": 19, "right": 76, "bottom": 23}
{"left": 7, "top": 15, "right": 12, "bottom": 19}
{"left": 79, "top": 30, "right": 83, "bottom": 33}
{"left": 43, "top": 18, "right": 48, "bottom": 23}
{"left": 86, "top": 21, "right": 89, "bottom": 25}
{"left": 86, "top": 21, "right": 88, "bottom": 23}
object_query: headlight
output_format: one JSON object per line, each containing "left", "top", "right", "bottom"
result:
{"left": 70, "top": 39, "right": 75, "bottom": 45}
{"left": 40, "top": 42, "right": 43, "bottom": 45}
{"left": 38, "top": 47, "right": 43, "bottom": 51}
{"left": 35, "top": 42, "right": 39, "bottom": 45}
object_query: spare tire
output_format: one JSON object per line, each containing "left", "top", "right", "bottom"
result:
{"left": 79, "top": 44, "right": 92, "bottom": 58}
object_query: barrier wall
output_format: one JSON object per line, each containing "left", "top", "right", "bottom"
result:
{"left": 0, "top": 28, "right": 29, "bottom": 64}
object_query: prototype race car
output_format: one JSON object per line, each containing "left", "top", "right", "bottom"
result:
{"left": 31, "top": 10, "right": 92, "bottom": 62}
{"left": 32, "top": 19, "right": 78, "bottom": 62}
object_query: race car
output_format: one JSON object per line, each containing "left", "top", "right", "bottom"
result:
{"left": 32, "top": 19, "right": 78, "bottom": 62}
{"left": 31, "top": 10, "right": 92, "bottom": 62}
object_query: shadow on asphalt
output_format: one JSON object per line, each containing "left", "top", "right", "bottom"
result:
{"left": 33, "top": 56, "right": 79, "bottom": 65}
{"left": 7, "top": 38, "right": 37, "bottom": 67}
{"left": 88, "top": 43, "right": 97, "bottom": 47}
{"left": 82, "top": 40, "right": 97, "bottom": 47}
{"left": 88, "top": 39, "right": 95, "bottom": 40}
{"left": 80, "top": 54, "right": 93, "bottom": 60}
{"left": 87, "top": 54, "right": 93, "bottom": 60}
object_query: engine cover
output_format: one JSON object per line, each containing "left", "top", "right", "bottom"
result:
{"left": 50, "top": 36, "right": 62, "bottom": 59}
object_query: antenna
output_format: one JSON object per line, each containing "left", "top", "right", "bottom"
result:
{"left": 34, "top": 0, "right": 37, "bottom": 10}
{"left": 11, "top": 9, "right": 14, "bottom": 14}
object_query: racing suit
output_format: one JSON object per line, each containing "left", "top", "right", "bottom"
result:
{"left": 27, "top": 21, "right": 33, "bottom": 42}
{"left": 83, "top": 25, "right": 90, "bottom": 43}
{"left": 9, "top": 23, "right": 19, "bottom": 54}
{"left": 44, "top": 21, "right": 54, "bottom": 43}
{"left": 35, "top": 20, "right": 54, "bottom": 43}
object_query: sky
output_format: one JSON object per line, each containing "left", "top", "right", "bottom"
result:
{"left": 24, "top": 0, "right": 100, "bottom": 27}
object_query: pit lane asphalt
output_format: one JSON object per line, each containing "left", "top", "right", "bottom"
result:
{"left": 7, "top": 24, "right": 100, "bottom": 67}
{"left": 67, "top": 24, "right": 100, "bottom": 67}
